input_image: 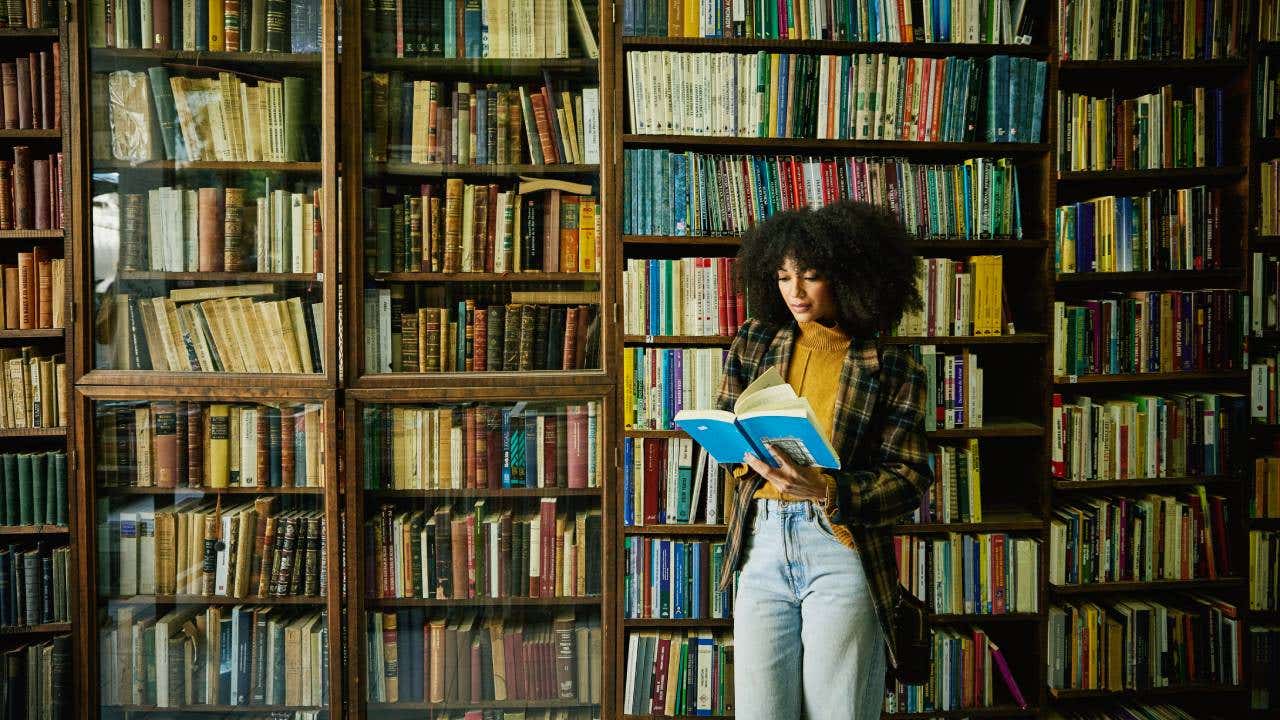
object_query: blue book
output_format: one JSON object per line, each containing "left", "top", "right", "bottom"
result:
{"left": 501, "top": 408, "right": 512, "bottom": 487}
{"left": 623, "top": 438, "right": 634, "bottom": 526}
{"left": 674, "top": 366, "right": 841, "bottom": 469}
{"left": 672, "top": 540, "right": 685, "bottom": 618}
{"left": 444, "top": 0, "right": 457, "bottom": 58}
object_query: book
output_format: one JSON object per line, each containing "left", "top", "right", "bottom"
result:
{"left": 673, "top": 366, "right": 840, "bottom": 469}
{"left": 895, "top": 532, "right": 1039, "bottom": 614}
{"left": 883, "top": 626, "right": 1029, "bottom": 712}
{"left": 623, "top": 535, "right": 728, "bottom": 619}
{"left": 0, "top": 452, "right": 66, "bottom": 528}
{"left": 0, "top": 348, "right": 65, "bottom": 429}
{"left": 1064, "top": 0, "right": 1248, "bottom": 59}
{"left": 895, "top": 256, "right": 1006, "bottom": 338}
{"left": 89, "top": 0, "right": 320, "bottom": 51}
{"left": 624, "top": 630, "right": 731, "bottom": 715}
{"left": 362, "top": 0, "right": 595, "bottom": 59}
{"left": 1250, "top": 530, "right": 1279, "bottom": 611}
{"left": 623, "top": 257, "right": 744, "bottom": 337}
{"left": 0, "top": 250, "right": 65, "bottom": 330}
{"left": 912, "top": 440, "right": 983, "bottom": 524}
{"left": 1057, "top": 187, "right": 1224, "bottom": 273}
{"left": 0, "top": 147, "right": 62, "bottom": 230}
{"left": 1059, "top": 85, "right": 1226, "bottom": 172}
{"left": 622, "top": 437, "right": 724, "bottom": 526}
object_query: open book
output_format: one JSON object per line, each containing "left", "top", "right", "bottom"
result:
{"left": 673, "top": 367, "right": 841, "bottom": 469}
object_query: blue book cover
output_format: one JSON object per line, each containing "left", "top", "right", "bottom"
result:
{"left": 464, "top": 0, "right": 483, "bottom": 57}
{"left": 501, "top": 408, "right": 512, "bottom": 487}
{"left": 673, "top": 540, "right": 685, "bottom": 618}
{"left": 673, "top": 152, "right": 688, "bottom": 235}
{"left": 691, "top": 542, "right": 703, "bottom": 618}
{"left": 623, "top": 438, "right": 634, "bottom": 526}
{"left": 444, "top": 0, "right": 457, "bottom": 58}
{"left": 524, "top": 412, "right": 538, "bottom": 486}
{"left": 474, "top": 88, "right": 487, "bottom": 164}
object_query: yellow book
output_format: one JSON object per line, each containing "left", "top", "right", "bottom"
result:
{"left": 622, "top": 349, "right": 633, "bottom": 427}
{"left": 208, "top": 0, "right": 225, "bottom": 52}
{"left": 286, "top": 298, "right": 315, "bottom": 373}
{"left": 767, "top": 54, "right": 780, "bottom": 139}
{"left": 966, "top": 438, "right": 982, "bottom": 522}
{"left": 206, "top": 403, "right": 231, "bottom": 488}
{"left": 682, "top": 0, "right": 698, "bottom": 38}
{"left": 438, "top": 408, "right": 453, "bottom": 489}
{"left": 305, "top": 404, "right": 322, "bottom": 486}
{"left": 577, "top": 197, "right": 597, "bottom": 272}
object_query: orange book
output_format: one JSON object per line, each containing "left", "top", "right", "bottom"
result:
{"left": 15, "top": 250, "right": 32, "bottom": 329}
{"left": 558, "top": 195, "right": 580, "bottom": 272}
{"left": 529, "top": 93, "right": 559, "bottom": 165}
{"left": 35, "top": 259, "right": 50, "bottom": 328}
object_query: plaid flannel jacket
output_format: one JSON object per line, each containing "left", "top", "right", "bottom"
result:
{"left": 714, "top": 318, "right": 934, "bottom": 667}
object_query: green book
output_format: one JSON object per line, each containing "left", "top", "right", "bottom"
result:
{"left": 15, "top": 454, "right": 32, "bottom": 526}
{"left": 282, "top": 76, "right": 307, "bottom": 162}
{"left": 29, "top": 452, "right": 45, "bottom": 526}
{"left": 51, "top": 452, "right": 66, "bottom": 528}
{"left": 376, "top": 207, "right": 393, "bottom": 274}
{"left": 0, "top": 454, "right": 12, "bottom": 526}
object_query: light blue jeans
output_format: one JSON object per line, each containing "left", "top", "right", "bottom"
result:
{"left": 733, "top": 498, "right": 886, "bottom": 719}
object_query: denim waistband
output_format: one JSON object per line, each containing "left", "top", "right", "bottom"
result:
{"left": 754, "top": 497, "right": 819, "bottom": 517}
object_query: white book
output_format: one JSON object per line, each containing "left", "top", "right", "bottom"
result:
{"left": 118, "top": 509, "right": 140, "bottom": 596}
{"left": 147, "top": 188, "right": 165, "bottom": 271}
{"left": 581, "top": 87, "right": 599, "bottom": 164}
{"left": 182, "top": 189, "right": 199, "bottom": 272}
{"left": 137, "top": 510, "right": 157, "bottom": 594}
{"left": 291, "top": 193, "right": 305, "bottom": 272}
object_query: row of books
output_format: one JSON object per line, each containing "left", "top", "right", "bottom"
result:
{"left": 365, "top": 609, "right": 602, "bottom": 706}
{"left": 91, "top": 0, "right": 324, "bottom": 52}
{"left": 1251, "top": 530, "right": 1280, "bottom": 611}
{"left": 364, "top": 74, "right": 600, "bottom": 166}
{"left": 623, "top": 0, "right": 1039, "bottom": 43}
{"left": 108, "top": 292, "right": 326, "bottom": 374}
{"left": 102, "top": 69, "right": 312, "bottom": 163}
{"left": 1256, "top": 53, "right": 1280, "bottom": 139}
{"left": 0, "top": 47, "right": 60, "bottom": 131}
{"left": 623, "top": 437, "right": 730, "bottom": 526}
{"left": 0, "top": 348, "right": 65, "bottom": 430}
{"left": 895, "top": 256, "right": 1005, "bottom": 338}
{"left": 1255, "top": 456, "right": 1280, "bottom": 518}
{"left": 1257, "top": 160, "right": 1280, "bottom": 235}
{"left": 894, "top": 532, "right": 1040, "bottom": 615}
{"left": 1047, "top": 595, "right": 1242, "bottom": 691}
{"left": 97, "top": 500, "right": 327, "bottom": 599}
{"left": 95, "top": 401, "right": 326, "bottom": 489}
{"left": 1052, "top": 291, "right": 1248, "bottom": 377}
{"left": 0, "top": 147, "right": 63, "bottom": 230}
{"left": 1046, "top": 704, "right": 1209, "bottom": 720}
{"left": 0, "top": 542, "right": 67, "bottom": 629}
{"left": 1058, "top": 0, "right": 1249, "bottom": 60}
{"left": 363, "top": 403, "right": 600, "bottom": 491}
{"left": 99, "top": 606, "right": 328, "bottom": 708}
{"left": 623, "top": 150, "right": 1026, "bottom": 240}
{"left": 1057, "top": 86, "right": 1227, "bottom": 172}
{"left": 120, "top": 184, "right": 323, "bottom": 274}
{"left": 626, "top": 51, "right": 1046, "bottom": 143}
{"left": 882, "top": 626, "right": 1027, "bottom": 713}
{"left": 0, "top": 1, "right": 52, "bottom": 30}
{"left": 623, "top": 536, "right": 732, "bottom": 620}
{"left": 0, "top": 637, "right": 68, "bottom": 720}
{"left": 1252, "top": 252, "right": 1280, "bottom": 334}
{"left": 0, "top": 250, "right": 64, "bottom": 330}
{"left": 1054, "top": 186, "right": 1225, "bottom": 274}
{"left": 1251, "top": 355, "right": 1280, "bottom": 424}
{"left": 622, "top": 258, "right": 745, "bottom": 338}
{"left": 362, "top": 182, "right": 600, "bottom": 274}
{"left": 1252, "top": 625, "right": 1280, "bottom": 710}
{"left": 623, "top": 631, "right": 733, "bottom": 716}
{"left": 913, "top": 440, "right": 983, "bottom": 524}
{"left": 1050, "top": 392, "right": 1247, "bottom": 482}
{"left": 362, "top": 0, "right": 598, "bottom": 60}
{"left": 364, "top": 500, "right": 602, "bottom": 600}
{"left": 623, "top": 347, "right": 725, "bottom": 431}
{"left": 918, "top": 346, "right": 984, "bottom": 430}
{"left": 1048, "top": 488, "right": 1233, "bottom": 586}
{"left": 0, "top": 452, "right": 66, "bottom": 527}
{"left": 365, "top": 295, "right": 600, "bottom": 373}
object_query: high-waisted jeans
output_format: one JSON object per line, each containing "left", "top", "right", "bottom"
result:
{"left": 733, "top": 498, "right": 885, "bottom": 719}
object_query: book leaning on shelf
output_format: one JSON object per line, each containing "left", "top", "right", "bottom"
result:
{"left": 624, "top": 150, "right": 1024, "bottom": 240}
{"left": 95, "top": 401, "right": 325, "bottom": 489}
{"left": 624, "top": 630, "right": 733, "bottom": 716}
{"left": 89, "top": 0, "right": 324, "bottom": 52}
{"left": 623, "top": 436, "right": 730, "bottom": 526}
{"left": 0, "top": 250, "right": 65, "bottom": 330}
{"left": 366, "top": 74, "right": 599, "bottom": 166}
{"left": 623, "top": 257, "right": 745, "bottom": 337}
{"left": 882, "top": 625, "right": 1028, "bottom": 714}
{"left": 1250, "top": 530, "right": 1279, "bottom": 610}
{"left": 1052, "top": 290, "right": 1248, "bottom": 377}
{"left": 0, "top": 348, "right": 66, "bottom": 429}
{"left": 108, "top": 290, "right": 325, "bottom": 373}
{"left": 364, "top": 178, "right": 599, "bottom": 273}
{"left": 1058, "top": 85, "right": 1227, "bottom": 172}
{"left": 895, "top": 256, "right": 1006, "bottom": 337}
{"left": 120, "top": 183, "right": 324, "bottom": 274}
{"left": 1055, "top": 187, "right": 1224, "bottom": 273}
{"left": 1051, "top": 391, "right": 1247, "bottom": 482}
{"left": 1049, "top": 487, "right": 1232, "bottom": 586}
{"left": 365, "top": 500, "right": 601, "bottom": 600}
{"left": 1047, "top": 595, "right": 1242, "bottom": 691}
{"left": 623, "top": 536, "right": 733, "bottom": 620}
{"left": 624, "top": 347, "right": 725, "bottom": 430}
{"left": 362, "top": 402, "right": 600, "bottom": 490}
{"left": 102, "top": 69, "right": 313, "bottom": 163}
{"left": 97, "top": 499, "right": 326, "bottom": 599}
{"left": 0, "top": 452, "right": 68, "bottom": 527}
{"left": 626, "top": 51, "right": 1046, "bottom": 143}
{"left": 365, "top": 610, "right": 601, "bottom": 709}
{"left": 0, "top": 542, "right": 68, "bottom": 628}
{"left": 895, "top": 532, "right": 1039, "bottom": 614}
{"left": 674, "top": 366, "right": 840, "bottom": 469}
{"left": 1060, "top": 0, "right": 1249, "bottom": 60}
{"left": 0, "top": 636, "right": 69, "bottom": 720}
{"left": 363, "top": 0, "right": 599, "bottom": 59}
{"left": 623, "top": 0, "right": 1040, "bottom": 43}
{"left": 99, "top": 606, "right": 328, "bottom": 708}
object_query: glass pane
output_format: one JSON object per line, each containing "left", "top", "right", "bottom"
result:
{"left": 360, "top": 399, "right": 602, "bottom": 716}
{"left": 92, "top": 398, "right": 330, "bottom": 718}
{"left": 87, "top": 5, "right": 329, "bottom": 374}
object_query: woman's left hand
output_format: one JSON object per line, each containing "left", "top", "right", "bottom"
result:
{"left": 743, "top": 443, "right": 830, "bottom": 502}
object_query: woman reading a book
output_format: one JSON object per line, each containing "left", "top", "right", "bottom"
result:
{"left": 717, "top": 201, "right": 932, "bottom": 719}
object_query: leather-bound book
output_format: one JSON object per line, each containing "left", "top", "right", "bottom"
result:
{"left": 38, "top": 50, "right": 51, "bottom": 131}
{"left": 280, "top": 404, "right": 296, "bottom": 489}
{"left": 151, "top": 401, "right": 178, "bottom": 488}
{"left": 15, "top": 250, "right": 31, "bottom": 329}
{"left": 517, "top": 304, "right": 536, "bottom": 371}
{"left": 223, "top": 187, "right": 245, "bottom": 271}
{"left": 502, "top": 303, "right": 521, "bottom": 370}
{"left": 0, "top": 64, "right": 14, "bottom": 130}
{"left": 185, "top": 403, "right": 204, "bottom": 487}
{"left": 197, "top": 187, "right": 225, "bottom": 272}
{"left": 562, "top": 306, "right": 578, "bottom": 370}
{"left": 0, "top": 160, "right": 11, "bottom": 230}
{"left": 485, "top": 305, "right": 503, "bottom": 372}
{"left": 472, "top": 307, "right": 487, "bottom": 371}
{"left": 12, "top": 57, "right": 28, "bottom": 130}
{"left": 120, "top": 193, "right": 146, "bottom": 271}
{"left": 11, "top": 145, "right": 30, "bottom": 229}
{"left": 32, "top": 158, "right": 47, "bottom": 229}
{"left": 35, "top": 256, "right": 50, "bottom": 328}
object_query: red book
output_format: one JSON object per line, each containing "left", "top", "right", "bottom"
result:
{"left": 485, "top": 183, "right": 498, "bottom": 272}
{"left": 464, "top": 513, "right": 476, "bottom": 599}
{"left": 540, "top": 498, "right": 556, "bottom": 598}
{"left": 485, "top": 413, "right": 501, "bottom": 489}
{"left": 464, "top": 408, "right": 477, "bottom": 489}
{"left": 469, "top": 636, "right": 482, "bottom": 702}
{"left": 543, "top": 413, "right": 560, "bottom": 488}
{"left": 474, "top": 409, "right": 488, "bottom": 486}
{"left": 562, "top": 306, "right": 578, "bottom": 370}
{"left": 566, "top": 404, "right": 587, "bottom": 489}
{"left": 988, "top": 637, "right": 1028, "bottom": 708}
{"left": 151, "top": 401, "right": 178, "bottom": 488}
{"left": 503, "top": 629, "right": 521, "bottom": 699}
{"left": 643, "top": 438, "right": 660, "bottom": 525}
{"left": 151, "top": 1, "right": 171, "bottom": 49}
{"left": 991, "top": 533, "right": 1006, "bottom": 614}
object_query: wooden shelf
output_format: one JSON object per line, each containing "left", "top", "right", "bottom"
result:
{"left": 0, "top": 28, "right": 57, "bottom": 38}
{"left": 0, "top": 328, "right": 63, "bottom": 340}
{"left": 1248, "top": 517, "right": 1280, "bottom": 529}
{"left": 366, "top": 487, "right": 602, "bottom": 498}
{"left": 623, "top": 234, "right": 744, "bottom": 247}
{"left": 883, "top": 709, "right": 1038, "bottom": 719}
{"left": 621, "top": 36, "right": 1050, "bottom": 58}
{"left": 0, "top": 228, "right": 62, "bottom": 239}
{"left": 0, "top": 129, "right": 60, "bottom": 138}
{"left": 101, "top": 486, "right": 325, "bottom": 496}
{"left": 0, "top": 525, "right": 67, "bottom": 536}
{"left": 1057, "top": 166, "right": 1245, "bottom": 182}
{"left": 1053, "top": 475, "right": 1235, "bottom": 492}
{"left": 623, "top": 617, "right": 733, "bottom": 628}
{"left": 0, "top": 426, "right": 65, "bottom": 438}
{"left": 882, "top": 334, "right": 1048, "bottom": 345}
{"left": 365, "top": 57, "right": 597, "bottom": 75}
{"left": 1058, "top": 58, "right": 1247, "bottom": 71}
{"left": 1054, "top": 370, "right": 1249, "bottom": 385}
{"left": 622, "top": 234, "right": 1048, "bottom": 252}
{"left": 624, "top": 428, "right": 687, "bottom": 438}
{"left": 95, "top": 160, "right": 321, "bottom": 172}
{"left": 105, "top": 705, "right": 324, "bottom": 715}
{"left": 623, "top": 334, "right": 734, "bottom": 346}
{"left": 352, "top": 368, "right": 609, "bottom": 390}
{"left": 364, "top": 596, "right": 601, "bottom": 607}
{"left": 1054, "top": 269, "right": 1242, "bottom": 286}
{"left": 370, "top": 699, "right": 599, "bottom": 711}
{"left": 624, "top": 524, "right": 728, "bottom": 536}
{"left": 927, "top": 420, "right": 1044, "bottom": 439}
{"left": 101, "top": 594, "right": 326, "bottom": 605}
{"left": 117, "top": 271, "right": 321, "bottom": 283}
{"left": 624, "top": 134, "right": 1051, "bottom": 154}
{"left": 373, "top": 271, "right": 600, "bottom": 283}
{"left": 1049, "top": 684, "right": 1243, "bottom": 700}
{"left": 0, "top": 622, "right": 70, "bottom": 635}
{"left": 928, "top": 613, "right": 1041, "bottom": 623}
{"left": 1049, "top": 578, "right": 1244, "bottom": 595}
{"left": 895, "top": 515, "right": 1044, "bottom": 534}
{"left": 375, "top": 161, "right": 598, "bottom": 177}
{"left": 91, "top": 47, "right": 322, "bottom": 66}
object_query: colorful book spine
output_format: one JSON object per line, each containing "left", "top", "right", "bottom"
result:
{"left": 623, "top": 348, "right": 725, "bottom": 431}
{"left": 623, "top": 630, "right": 733, "bottom": 716}
{"left": 623, "top": 257, "right": 744, "bottom": 337}
{"left": 1055, "top": 187, "right": 1223, "bottom": 273}
{"left": 894, "top": 532, "right": 1039, "bottom": 614}
{"left": 623, "top": 436, "right": 725, "bottom": 526}
{"left": 623, "top": 536, "right": 729, "bottom": 620}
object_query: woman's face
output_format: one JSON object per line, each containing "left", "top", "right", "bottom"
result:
{"left": 776, "top": 257, "right": 836, "bottom": 324}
